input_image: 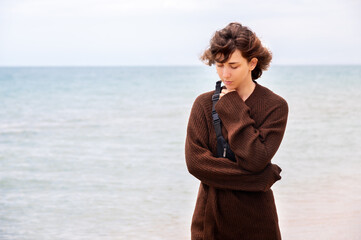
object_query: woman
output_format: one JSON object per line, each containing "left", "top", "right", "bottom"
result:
{"left": 185, "top": 22, "right": 288, "bottom": 240}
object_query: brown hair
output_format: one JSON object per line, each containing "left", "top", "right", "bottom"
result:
{"left": 201, "top": 22, "right": 272, "bottom": 80}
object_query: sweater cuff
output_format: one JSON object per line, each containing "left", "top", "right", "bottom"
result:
{"left": 215, "top": 91, "right": 250, "bottom": 120}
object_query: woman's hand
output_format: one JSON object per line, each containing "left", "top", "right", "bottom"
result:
{"left": 220, "top": 88, "right": 236, "bottom": 99}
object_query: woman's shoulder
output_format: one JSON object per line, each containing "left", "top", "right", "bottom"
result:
{"left": 191, "top": 83, "right": 288, "bottom": 111}
{"left": 256, "top": 83, "right": 288, "bottom": 111}
{"left": 193, "top": 89, "right": 214, "bottom": 107}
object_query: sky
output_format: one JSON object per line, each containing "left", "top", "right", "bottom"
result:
{"left": 0, "top": 0, "right": 360, "bottom": 66}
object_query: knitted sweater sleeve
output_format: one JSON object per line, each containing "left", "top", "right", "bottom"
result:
{"left": 185, "top": 95, "right": 282, "bottom": 191}
{"left": 215, "top": 91, "right": 289, "bottom": 173}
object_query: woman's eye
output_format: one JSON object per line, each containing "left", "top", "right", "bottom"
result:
{"left": 216, "top": 64, "right": 223, "bottom": 68}
{"left": 230, "top": 66, "right": 238, "bottom": 69}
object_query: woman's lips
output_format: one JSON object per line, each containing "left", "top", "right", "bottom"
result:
{"left": 224, "top": 81, "right": 232, "bottom": 85}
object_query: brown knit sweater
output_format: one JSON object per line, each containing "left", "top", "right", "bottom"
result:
{"left": 185, "top": 81, "right": 288, "bottom": 240}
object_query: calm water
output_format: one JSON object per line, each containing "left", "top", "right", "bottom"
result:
{"left": 0, "top": 66, "right": 360, "bottom": 239}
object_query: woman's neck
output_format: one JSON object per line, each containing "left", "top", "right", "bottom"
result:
{"left": 236, "top": 79, "right": 256, "bottom": 102}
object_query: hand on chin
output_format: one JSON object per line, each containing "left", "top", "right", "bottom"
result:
{"left": 220, "top": 88, "right": 236, "bottom": 99}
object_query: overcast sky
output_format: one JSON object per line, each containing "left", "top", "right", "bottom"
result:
{"left": 0, "top": 0, "right": 360, "bottom": 66}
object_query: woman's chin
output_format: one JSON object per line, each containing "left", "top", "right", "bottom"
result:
{"left": 225, "top": 85, "right": 235, "bottom": 91}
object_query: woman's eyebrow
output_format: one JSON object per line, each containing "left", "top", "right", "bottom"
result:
{"left": 228, "top": 62, "right": 239, "bottom": 64}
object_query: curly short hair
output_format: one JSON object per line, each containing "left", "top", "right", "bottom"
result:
{"left": 201, "top": 22, "right": 272, "bottom": 80}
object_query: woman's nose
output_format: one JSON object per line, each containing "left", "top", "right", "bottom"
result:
{"left": 222, "top": 67, "right": 231, "bottom": 78}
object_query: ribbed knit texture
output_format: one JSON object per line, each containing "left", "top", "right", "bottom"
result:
{"left": 185, "top": 81, "right": 288, "bottom": 240}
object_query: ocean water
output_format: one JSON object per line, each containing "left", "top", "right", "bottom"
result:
{"left": 0, "top": 66, "right": 360, "bottom": 239}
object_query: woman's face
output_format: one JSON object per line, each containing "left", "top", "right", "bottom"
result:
{"left": 215, "top": 49, "right": 257, "bottom": 90}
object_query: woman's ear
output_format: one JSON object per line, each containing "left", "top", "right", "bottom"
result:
{"left": 250, "top": 58, "right": 258, "bottom": 71}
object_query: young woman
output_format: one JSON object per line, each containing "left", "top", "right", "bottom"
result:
{"left": 185, "top": 22, "right": 288, "bottom": 239}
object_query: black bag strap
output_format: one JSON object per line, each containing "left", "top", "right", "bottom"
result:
{"left": 211, "top": 81, "right": 236, "bottom": 161}
{"left": 211, "top": 81, "right": 223, "bottom": 139}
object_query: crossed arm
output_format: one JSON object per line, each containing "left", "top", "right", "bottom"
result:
{"left": 185, "top": 92, "right": 288, "bottom": 191}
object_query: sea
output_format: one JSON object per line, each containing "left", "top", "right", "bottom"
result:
{"left": 0, "top": 65, "right": 360, "bottom": 240}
